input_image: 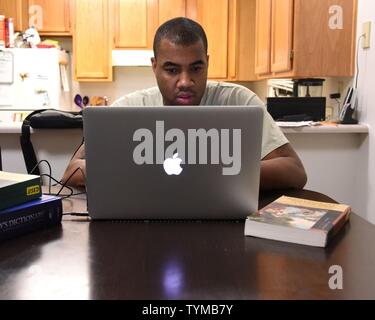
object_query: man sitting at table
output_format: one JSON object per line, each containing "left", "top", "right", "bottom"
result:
{"left": 62, "top": 17, "right": 307, "bottom": 190}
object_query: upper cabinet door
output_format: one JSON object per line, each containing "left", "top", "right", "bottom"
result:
{"left": 158, "top": 0, "right": 186, "bottom": 25}
{"left": 270, "top": 0, "right": 293, "bottom": 73}
{"left": 28, "top": 0, "right": 71, "bottom": 35}
{"left": 0, "top": 0, "right": 28, "bottom": 32}
{"left": 293, "top": 0, "right": 357, "bottom": 77}
{"left": 113, "top": 0, "right": 186, "bottom": 50}
{"left": 114, "top": 0, "right": 158, "bottom": 49}
{"left": 187, "top": 0, "right": 229, "bottom": 79}
{"left": 74, "top": 0, "right": 112, "bottom": 81}
{"left": 254, "top": 0, "right": 272, "bottom": 75}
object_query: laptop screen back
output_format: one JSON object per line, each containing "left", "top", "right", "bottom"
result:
{"left": 83, "top": 106, "right": 263, "bottom": 219}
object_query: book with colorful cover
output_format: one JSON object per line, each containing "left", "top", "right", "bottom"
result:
{"left": 0, "top": 171, "right": 42, "bottom": 211}
{"left": 244, "top": 196, "right": 351, "bottom": 247}
{"left": 0, "top": 194, "right": 62, "bottom": 241}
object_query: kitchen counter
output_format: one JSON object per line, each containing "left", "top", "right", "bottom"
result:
{"left": 0, "top": 120, "right": 369, "bottom": 223}
{"left": 0, "top": 121, "right": 370, "bottom": 134}
{"left": 279, "top": 123, "right": 369, "bottom": 134}
{"left": 0, "top": 122, "right": 27, "bottom": 134}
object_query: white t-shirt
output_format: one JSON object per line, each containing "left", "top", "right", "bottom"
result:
{"left": 111, "top": 81, "right": 289, "bottom": 158}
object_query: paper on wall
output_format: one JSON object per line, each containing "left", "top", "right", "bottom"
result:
{"left": 0, "top": 51, "right": 14, "bottom": 84}
{"left": 0, "top": 85, "right": 15, "bottom": 106}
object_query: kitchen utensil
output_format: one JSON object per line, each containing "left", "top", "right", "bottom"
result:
{"left": 74, "top": 94, "right": 83, "bottom": 109}
{"left": 83, "top": 96, "right": 90, "bottom": 107}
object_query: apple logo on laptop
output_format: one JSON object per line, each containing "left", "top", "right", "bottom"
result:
{"left": 163, "top": 153, "right": 183, "bottom": 175}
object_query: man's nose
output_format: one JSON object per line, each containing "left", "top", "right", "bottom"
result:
{"left": 177, "top": 71, "right": 193, "bottom": 89}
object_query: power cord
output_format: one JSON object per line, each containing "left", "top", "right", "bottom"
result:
{"left": 29, "top": 159, "right": 86, "bottom": 200}
{"left": 56, "top": 166, "right": 86, "bottom": 197}
{"left": 28, "top": 159, "right": 89, "bottom": 217}
{"left": 30, "top": 159, "right": 52, "bottom": 194}
{"left": 355, "top": 34, "right": 365, "bottom": 89}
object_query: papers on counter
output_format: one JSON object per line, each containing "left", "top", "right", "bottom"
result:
{"left": 276, "top": 121, "right": 321, "bottom": 128}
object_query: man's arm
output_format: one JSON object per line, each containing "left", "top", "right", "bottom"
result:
{"left": 260, "top": 143, "right": 307, "bottom": 190}
{"left": 61, "top": 144, "right": 86, "bottom": 188}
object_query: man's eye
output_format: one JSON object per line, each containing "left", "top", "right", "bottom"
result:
{"left": 165, "top": 68, "right": 178, "bottom": 74}
{"left": 192, "top": 66, "right": 203, "bottom": 72}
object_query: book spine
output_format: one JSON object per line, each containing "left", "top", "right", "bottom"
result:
{"left": 0, "top": 177, "right": 42, "bottom": 211}
{"left": 326, "top": 209, "right": 350, "bottom": 244}
{"left": 0, "top": 198, "right": 62, "bottom": 241}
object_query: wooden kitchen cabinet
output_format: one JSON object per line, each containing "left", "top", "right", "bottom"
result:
{"left": 191, "top": 0, "right": 256, "bottom": 81}
{"left": 186, "top": 0, "right": 257, "bottom": 80}
{"left": 0, "top": 0, "right": 71, "bottom": 35}
{"left": 0, "top": 0, "right": 28, "bottom": 31}
{"left": 112, "top": 0, "right": 157, "bottom": 49}
{"left": 112, "top": 0, "right": 249, "bottom": 80}
{"left": 255, "top": 0, "right": 358, "bottom": 78}
{"left": 113, "top": 0, "right": 185, "bottom": 49}
{"left": 28, "top": 0, "right": 71, "bottom": 35}
{"left": 73, "top": 0, "right": 112, "bottom": 81}
{"left": 73, "top": 0, "right": 256, "bottom": 82}
{"left": 186, "top": 0, "right": 232, "bottom": 79}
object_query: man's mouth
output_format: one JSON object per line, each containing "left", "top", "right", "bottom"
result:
{"left": 176, "top": 93, "right": 194, "bottom": 105}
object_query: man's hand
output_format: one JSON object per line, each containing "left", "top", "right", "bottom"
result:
{"left": 260, "top": 143, "right": 307, "bottom": 190}
{"left": 61, "top": 144, "right": 86, "bottom": 188}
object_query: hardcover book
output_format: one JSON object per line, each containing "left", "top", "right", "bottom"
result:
{"left": 0, "top": 171, "right": 42, "bottom": 211}
{"left": 244, "top": 196, "right": 351, "bottom": 247}
{"left": 0, "top": 194, "right": 62, "bottom": 241}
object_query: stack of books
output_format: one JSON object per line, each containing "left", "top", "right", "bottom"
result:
{"left": 0, "top": 171, "right": 63, "bottom": 241}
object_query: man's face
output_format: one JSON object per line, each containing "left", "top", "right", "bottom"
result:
{"left": 151, "top": 39, "right": 209, "bottom": 106}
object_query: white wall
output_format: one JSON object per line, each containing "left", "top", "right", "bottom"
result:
{"left": 355, "top": 0, "right": 375, "bottom": 224}
{"left": 73, "top": 66, "right": 157, "bottom": 108}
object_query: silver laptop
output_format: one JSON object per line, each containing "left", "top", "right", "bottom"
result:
{"left": 83, "top": 106, "right": 263, "bottom": 219}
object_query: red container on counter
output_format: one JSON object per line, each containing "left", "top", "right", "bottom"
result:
{"left": 0, "top": 15, "right": 5, "bottom": 49}
{"left": 5, "top": 17, "right": 15, "bottom": 48}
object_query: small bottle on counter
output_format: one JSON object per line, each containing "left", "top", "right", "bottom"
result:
{"left": 5, "top": 17, "right": 15, "bottom": 48}
{"left": 0, "top": 15, "right": 5, "bottom": 49}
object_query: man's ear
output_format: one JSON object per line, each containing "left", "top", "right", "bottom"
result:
{"left": 206, "top": 55, "right": 210, "bottom": 68}
{"left": 151, "top": 57, "right": 157, "bottom": 73}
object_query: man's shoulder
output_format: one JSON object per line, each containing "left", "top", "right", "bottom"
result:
{"left": 203, "top": 81, "right": 259, "bottom": 106}
{"left": 111, "top": 87, "right": 162, "bottom": 106}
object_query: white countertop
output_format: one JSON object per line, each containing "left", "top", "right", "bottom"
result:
{"left": 0, "top": 121, "right": 370, "bottom": 134}
{"left": 0, "top": 122, "right": 25, "bottom": 134}
{"left": 280, "top": 123, "right": 369, "bottom": 134}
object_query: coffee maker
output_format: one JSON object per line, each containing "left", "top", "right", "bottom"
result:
{"left": 293, "top": 78, "right": 325, "bottom": 97}
{"left": 266, "top": 78, "right": 326, "bottom": 121}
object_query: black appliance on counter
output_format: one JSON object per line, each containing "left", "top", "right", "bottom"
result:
{"left": 292, "top": 78, "right": 325, "bottom": 97}
{"left": 266, "top": 97, "right": 326, "bottom": 122}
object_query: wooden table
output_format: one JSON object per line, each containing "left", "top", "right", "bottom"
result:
{"left": 0, "top": 188, "right": 374, "bottom": 300}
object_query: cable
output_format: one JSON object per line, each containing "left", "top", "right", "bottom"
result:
{"left": 62, "top": 212, "right": 89, "bottom": 216}
{"left": 30, "top": 159, "right": 52, "bottom": 194}
{"left": 31, "top": 159, "right": 86, "bottom": 200}
{"left": 56, "top": 166, "right": 86, "bottom": 196}
{"left": 355, "top": 34, "right": 365, "bottom": 89}
{"left": 41, "top": 173, "right": 74, "bottom": 197}
{"left": 69, "top": 138, "right": 85, "bottom": 160}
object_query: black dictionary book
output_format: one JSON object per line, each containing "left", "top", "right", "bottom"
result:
{"left": 0, "top": 194, "right": 62, "bottom": 241}
{"left": 0, "top": 171, "right": 42, "bottom": 211}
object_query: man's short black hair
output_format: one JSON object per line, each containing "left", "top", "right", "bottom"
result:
{"left": 153, "top": 17, "right": 208, "bottom": 58}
